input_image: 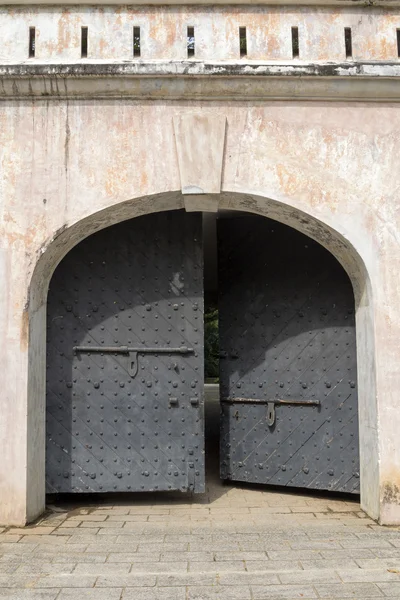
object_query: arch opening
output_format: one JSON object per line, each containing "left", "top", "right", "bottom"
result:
{"left": 26, "top": 191, "right": 378, "bottom": 523}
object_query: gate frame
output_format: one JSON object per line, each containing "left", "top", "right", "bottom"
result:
{"left": 20, "top": 191, "right": 377, "bottom": 524}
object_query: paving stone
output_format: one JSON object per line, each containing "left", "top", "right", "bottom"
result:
{"left": 93, "top": 522, "right": 125, "bottom": 529}
{"left": 8, "top": 529, "right": 56, "bottom": 536}
{"left": 316, "top": 582, "right": 384, "bottom": 597}
{"left": 337, "top": 568, "right": 400, "bottom": 582}
{"left": 0, "top": 536, "right": 23, "bottom": 543}
{"left": 0, "top": 591, "right": 59, "bottom": 599}
{"left": 306, "top": 531, "right": 357, "bottom": 540}
{"left": 267, "top": 550, "right": 323, "bottom": 560}
{"left": 246, "top": 560, "right": 303, "bottom": 571}
{"left": 130, "top": 562, "right": 188, "bottom": 573}
{"left": 164, "top": 535, "right": 196, "bottom": 543}
{"left": 187, "top": 587, "right": 252, "bottom": 599}
{"left": 368, "top": 526, "right": 400, "bottom": 534}
{"left": 28, "top": 537, "right": 68, "bottom": 545}
{"left": 33, "top": 540, "right": 88, "bottom": 554}
{"left": 74, "top": 563, "right": 131, "bottom": 574}
{"left": 0, "top": 542, "right": 38, "bottom": 552}
{"left": 279, "top": 568, "right": 341, "bottom": 584}
{"left": 95, "top": 508, "right": 131, "bottom": 514}
{"left": 34, "top": 545, "right": 90, "bottom": 556}
{"left": 66, "top": 537, "right": 107, "bottom": 545}
{"left": 160, "top": 552, "right": 213, "bottom": 562}
{"left": 96, "top": 529, "right": 124, "bottom": 536}
{"left": 123, "top": 588, "right": 186, "bottom": 600}
{"left": 34, "top": 575, "right": 97, "bottom": 588}
{"left": 372, "top": 548, "right": 400, "bottom": 558}
{"left": 252, "top": 507, "right": 294, "bottom": 514}
{"left": 290, "top": 506, "right": 327, "bottom": 513}
{"left": 158, "top": 574, "right": 217, "bottom": 586}
{"left": 209, "top": 508, "right": 248, "bottom": 515}
{"left": 218, "top": 573, "right": 280, "bottom": 586}
{"left": 130, "top": 508, "right": 169, "bottom": 515}
{"left": 39, "top": 517, "right": 66, "bottom": 525}
{"left": 356, "top": 531, "right": 400, "bottom": 539}
{"left": 56, "top": 529, "right": 98, "bottom": 536}
{"left": 340, "top": 539, "right": 393, "bottom": 549}
{"left": 126, "top": 533, "right": 167, "bottom": 539}
{"left": 0, "top": 564, "right": 19, "bottom": 573}
{"left": 321, "top": 548, "right": 376, "bottom": 559}
{"left": 300, "top": 558, "right": 359, "bottom": 569}
{"left": 251, "top": 584, "right": 318, "bottom": 598}
{"left": 214, "top": 552, "right": 267, "bottom": 561}
{"left": 85, "top": 543, "right": 139, "bottom": 553}
{"left": 0, "top": 555, "right": 31, "bottom": 564}
{"left": 189, "top": 543, "right": 240, "bottom": 552}
{"left": 239, "top": 542, "right": 278, "bottom": 552}
{"left": 95, "top": 574, "right": 157, "bottom": 587}
{"left": 108, "top": 515, "right": 148, "bottom": 522}
{"left": 216, "top": 534, "right": 260, "bottom": 542}
{"left": 53, "top": 554, "right": 107, "bottom": 564}
{"left": 189, "top": 561, "right": 245, "bottom": 572}
{"left": 17, "top": 563, "right": 75, "bottom": 574}
{"left": 107, "top": 553, "right": 161, "bottom": 563}
{"left": 137, "top": 544, "right": 188, "bottom": 552}
{"left": 377, "top": 582, "right": 400, "bottom": 595}
{"left": 328, "top": 505, "right": 361, "bottom": 513}
{"left": 290, "top": 540, "right": 342, "bottom": 550}
{"left": 0, "top": 575, "right": 40, "bottom": 588}
{"left": 58, "top": 590, "right": 122, "bottom": 600}
{"left": 68, "top": 516, "right": 107, "bottom": 522}
{"left": 356, "top": 558, "right": 400, "bottom": 569}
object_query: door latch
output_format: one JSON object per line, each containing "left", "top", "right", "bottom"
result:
{"left": 222, "top": 397, "right": 320, "bottom": 426}
{"left": 73, "top": 345, "right": 194, "bottom": 378}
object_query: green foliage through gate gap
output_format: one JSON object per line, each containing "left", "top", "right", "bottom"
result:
{"left": 205, "top": 306, "right": 219, "bottom": 382}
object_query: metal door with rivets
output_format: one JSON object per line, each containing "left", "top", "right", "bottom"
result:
{"left": 218, "top": 216, "right": 360, "bottom": 493}
{"left": 46, "top": 211, "right": 204, "bottom": 494}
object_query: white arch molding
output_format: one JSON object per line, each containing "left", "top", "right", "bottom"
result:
{"left": 24, "top": 190, "right": 378, "bottom": 524}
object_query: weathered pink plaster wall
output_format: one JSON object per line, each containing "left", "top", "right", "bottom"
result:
{"left": 0, "top": 96, "right": 399, "bottom": 524}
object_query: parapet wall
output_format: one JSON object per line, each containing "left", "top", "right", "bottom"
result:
{"left": 1, "top": 6, "right": 400, "bottom": 63}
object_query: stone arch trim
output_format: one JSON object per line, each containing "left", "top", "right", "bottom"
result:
{"left": 23, "top": 190, "right": 377, "bottom": 524}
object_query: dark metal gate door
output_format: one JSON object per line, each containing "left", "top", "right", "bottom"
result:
{"left": 218, "top": 216, "right": 359, "bottom": 493}
{"left": 46, "top": 211, "right": 204, "bottom": 494}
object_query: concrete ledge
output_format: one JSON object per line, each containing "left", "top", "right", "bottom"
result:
{"left": 2, "top": 61, "right": 400, "bottom": 78}
{"left": 3, "top": 0, "right": 400, "bottom": 5}
{"left": 1, "top": 61, "right": 400, "bottom": 101}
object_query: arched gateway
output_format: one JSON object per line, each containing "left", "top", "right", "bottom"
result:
{"left": 45, "top": 209, "right": 359, "bottom": 496}
{"left": 2, "top": 1, "right": 399, "bottom": 526}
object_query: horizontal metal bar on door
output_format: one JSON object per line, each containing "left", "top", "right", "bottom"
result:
{"left": 221, "top": 397, "right": 321, "bottom": 426}
{"left": 73, "top": 345, "right": 194, "bottom": 377}
{"left": 221, "top": 398, "right": 320, "bottom": 406}
{"left": 73, "top": 346, "right": 193, "bottom": 354}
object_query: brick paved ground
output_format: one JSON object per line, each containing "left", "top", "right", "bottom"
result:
{"left": 1, "top": 391, "right": 399, "bottom": 599}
